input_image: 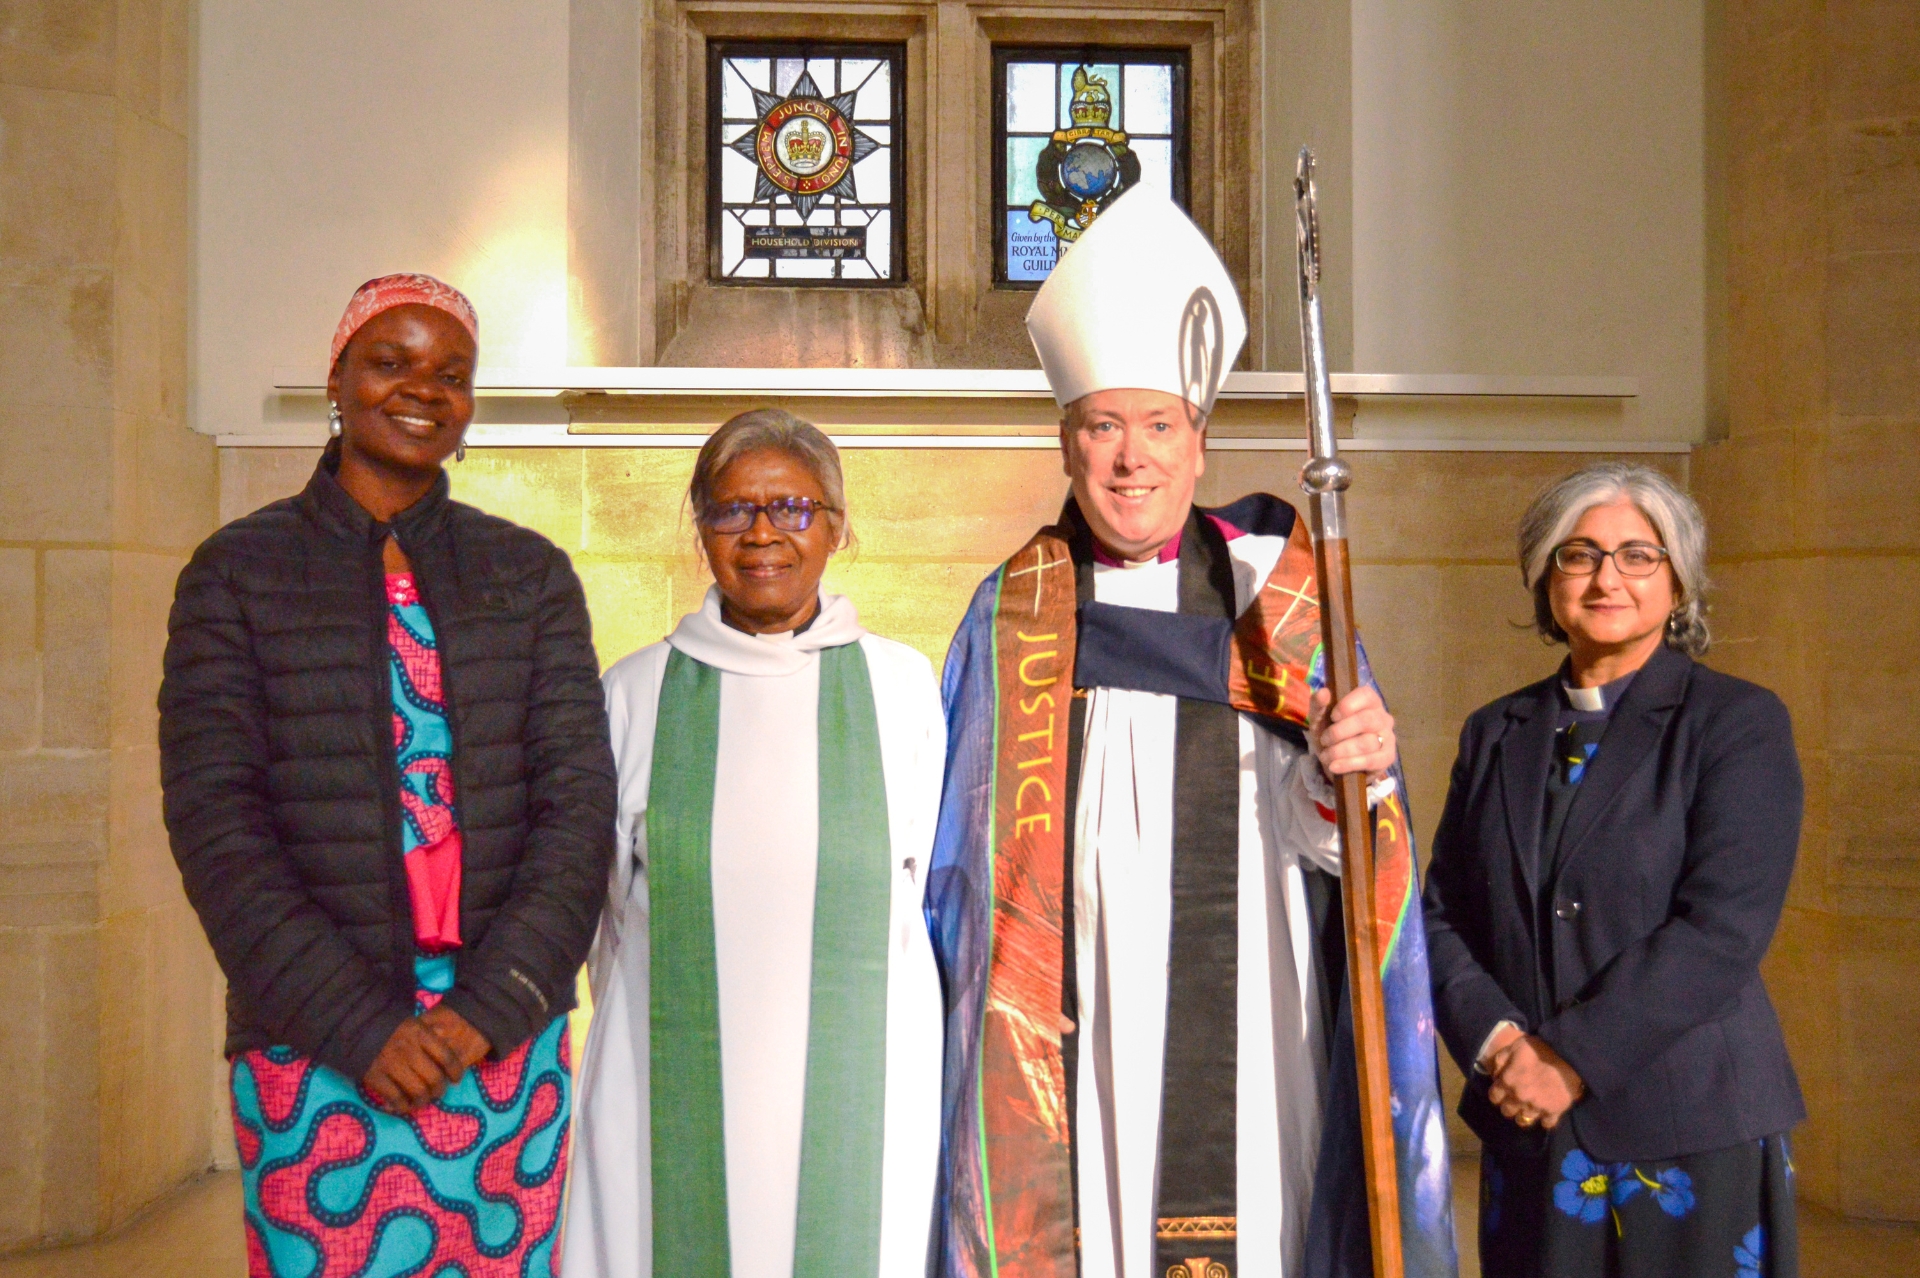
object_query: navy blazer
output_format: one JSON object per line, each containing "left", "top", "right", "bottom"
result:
{"left": 1422, "top": 644, "right": 1806, "bottom": 1161}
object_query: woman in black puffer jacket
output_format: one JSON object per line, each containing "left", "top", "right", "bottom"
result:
{"left": 160, "top": 274, "right": 615, "bottom": 1275}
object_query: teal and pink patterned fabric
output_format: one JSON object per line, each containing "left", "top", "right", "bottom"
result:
{"left": 389, "top": 573, "right": 462, "bottom": 951}
{"left": 229, "top": 573, "right": 572, "bottom": 1277}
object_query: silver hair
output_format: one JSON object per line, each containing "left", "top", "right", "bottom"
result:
{"left": 687, "top": 408, "right": 854, "bottom": 552}
{"left": 1517, "top": 461, "right": 1711, "bottom": 656}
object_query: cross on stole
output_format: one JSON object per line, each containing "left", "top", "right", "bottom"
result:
{"left": 1261, "top": 575, "right": 1318, "bottom": 642}
{"left": 1007, "top": 542, "right": 1071, "bottom": 615}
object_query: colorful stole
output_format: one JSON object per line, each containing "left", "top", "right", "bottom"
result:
{"left": 956, "top": 499, "right": 1427, "bottom": 1278}
{"left": 648, "top": 643, "right": 894, "bottom": 1278}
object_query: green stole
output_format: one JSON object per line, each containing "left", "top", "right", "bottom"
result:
{"left": 648, "top": 642, "right": 894, "bottom": 1278}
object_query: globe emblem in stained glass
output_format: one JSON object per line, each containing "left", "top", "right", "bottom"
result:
{"left": 1027, "top": 66, "right": 1141, "bottom": 249}
{"left": 731, "top": 71, "right": 882, "bottom": 218}
{"left": 1060, "top": 140, "right": 1119, "bottom": 201}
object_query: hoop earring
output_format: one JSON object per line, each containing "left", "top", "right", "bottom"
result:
{"left": 327, "top": 403, "right": 343, "bottom": 438}
{"left": 455, "top": 430, "right": 467, "bottom": 464}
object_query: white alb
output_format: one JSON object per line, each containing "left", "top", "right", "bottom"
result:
{"left": 561, "top": 588, "right": 947, "bottom": 1278}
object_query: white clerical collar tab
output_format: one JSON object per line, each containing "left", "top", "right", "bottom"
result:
{"left": 1563, "top": 683, "right": 1606, "bottom": 712}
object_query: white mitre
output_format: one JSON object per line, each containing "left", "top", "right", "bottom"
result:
{"left": 1025, "top": 185, "right": 1248, "bottom": 414}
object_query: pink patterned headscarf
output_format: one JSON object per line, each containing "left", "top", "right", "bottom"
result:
{"left": 330, "top": 273, "right": 479, "bottom": 367}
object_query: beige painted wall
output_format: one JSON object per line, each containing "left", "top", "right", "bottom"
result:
{"left": 0, "top": 0, "right": 220, "bottom": 1251}
{"left": 193, "top": 0, "right": 570, "bottom": 435}
{"left": 1691, "top": 0, "right": 1919, "bottom": 1222}
{"left": 1346, "top": 0, "right": 1708, "bottom": 444}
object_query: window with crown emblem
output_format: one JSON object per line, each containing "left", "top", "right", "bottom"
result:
{"left": 993, "top": 49, "right": 1189, "bottom": 286}
{"left": 708, "top": 42, "right": 906, "bottom": 283}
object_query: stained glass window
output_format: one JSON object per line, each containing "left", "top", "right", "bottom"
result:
{"left": 993, "top": 49, "right": 1188, "bottom": 286}
{"left": 709, "top": 43, "right": 906, "bottom": 283}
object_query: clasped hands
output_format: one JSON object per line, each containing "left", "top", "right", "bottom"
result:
{"left": 362, "top": 1005, "right": 491, "bottom": 1116}
{"left": 1481, "top": 1024, "right": 1586, "bottom": 1130}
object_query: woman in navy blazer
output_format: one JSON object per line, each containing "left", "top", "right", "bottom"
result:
{"left": 1423, "top": 462, "right": 1804, "bottom": 1278}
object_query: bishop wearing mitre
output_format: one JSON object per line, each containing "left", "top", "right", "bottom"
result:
{"left": 927, "top": 188, "right": 1457, "bottom": 1278}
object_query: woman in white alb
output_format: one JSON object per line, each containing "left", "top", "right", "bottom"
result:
{"left": 562, "top": 410, "right": 945, "bottom": 1278}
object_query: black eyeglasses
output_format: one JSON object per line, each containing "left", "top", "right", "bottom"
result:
{"left": 1551, "top": 540, "right": 1670, "bottom": 578}
{"left": 699, "top": 497, "right": 837, "bottom": 534}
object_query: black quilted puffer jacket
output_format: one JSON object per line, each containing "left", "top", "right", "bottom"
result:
{"left": 159, "top": 447, "right": 616, "bottom": 1081}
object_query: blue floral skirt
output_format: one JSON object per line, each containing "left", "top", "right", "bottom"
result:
{"left": 1479, "top": 1126, "right": 1796, "bottom": 1277}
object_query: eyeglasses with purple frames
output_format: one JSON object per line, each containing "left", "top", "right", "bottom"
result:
{"left": 699, "top": 497, "right": 837, "bottom": 534}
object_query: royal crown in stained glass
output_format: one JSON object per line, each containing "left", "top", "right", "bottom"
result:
{"left": 710, "top": 44, "right": 905, "bottom": 283}
{"left": 732, "top": 71, "right": 877, "bottom": 217}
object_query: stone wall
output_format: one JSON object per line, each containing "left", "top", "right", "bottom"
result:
{"left": 1690, "top": 0, "right": 1920, "bottom": 1222}
{"left": 0, "top": 0, "right": 220, "bottom": 1250}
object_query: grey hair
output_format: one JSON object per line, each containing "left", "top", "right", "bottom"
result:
{"left": 1517, "top": 461, "right": 1711, "bottom": 656}
{"left": 687, "top": 408, "right": 853, "bottom": 552}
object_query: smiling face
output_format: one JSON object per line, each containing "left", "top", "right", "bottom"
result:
{"left": 699, "top": 448, "right": 840, "bottom": 634}
{"left": 1060, "top": 387, "right": 1207, "bottom": 561}
{"left": 1549, "top": 498, "right": 1678, "bottom": 677}
{"left": 326, "top": 304, "right": 477, "bottom": 485}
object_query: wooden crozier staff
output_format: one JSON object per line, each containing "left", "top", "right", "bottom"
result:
{"left": 1294, "top": 146, "right": 1405, "bottom": 1278}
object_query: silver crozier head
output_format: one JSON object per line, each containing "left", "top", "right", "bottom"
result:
{"left": 1294, "top": 147, "right": 1321, "bottom": 309}
{"left": 1293, "top": 146, "right": 1341, "bottom": 489}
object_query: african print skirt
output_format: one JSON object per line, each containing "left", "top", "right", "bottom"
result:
{"left": 1479, "top": 1124, "right": 1797, "bottom": 1278}
{"left": 229, "top": 955, "right": 572, "bottom": 1278}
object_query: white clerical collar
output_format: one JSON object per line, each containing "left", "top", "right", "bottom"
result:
{"left": 1564, "top": 683, "right": 1606, "bottom": 713}
{"left": 1562, "top": 667, "right": 1639, "bottom": 713}
{"left": 666, "top": 586, "right": 867, "bottom": 676}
